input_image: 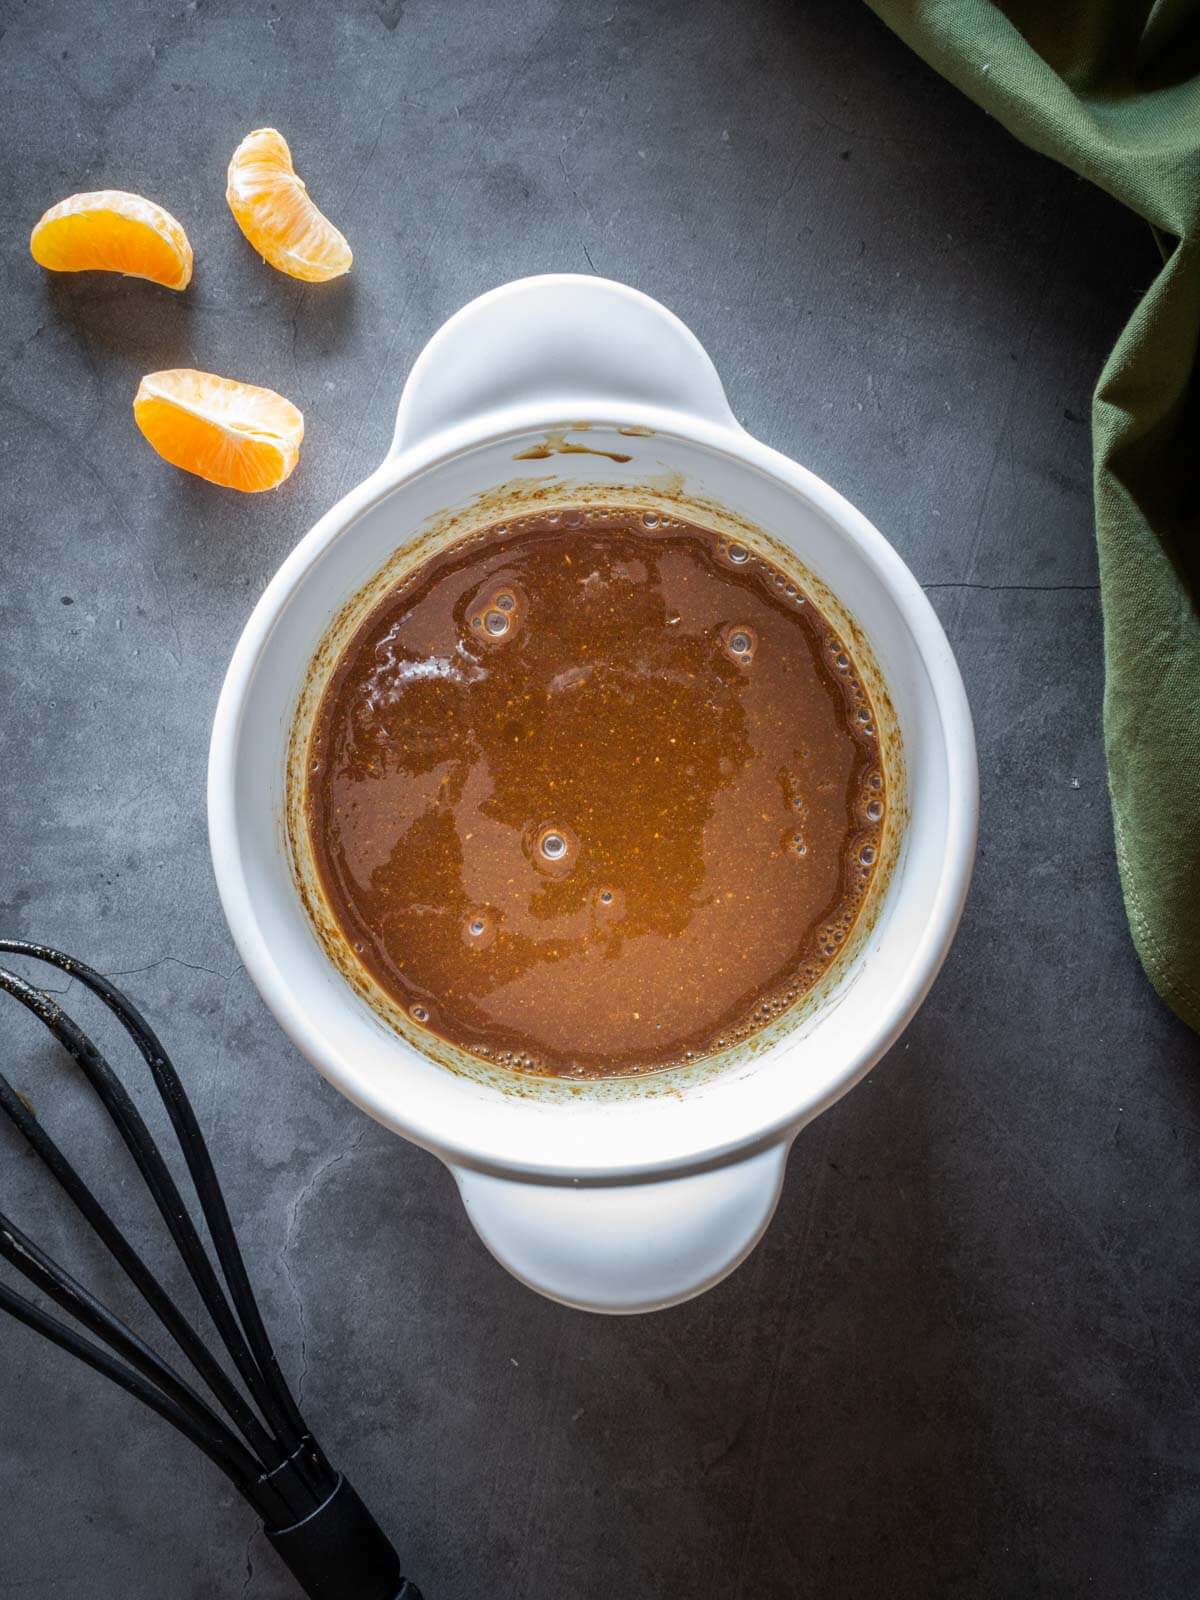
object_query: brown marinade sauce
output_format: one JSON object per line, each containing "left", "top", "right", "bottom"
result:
{"left": 306, "top": 506, "right": 886, "bottom": 1078}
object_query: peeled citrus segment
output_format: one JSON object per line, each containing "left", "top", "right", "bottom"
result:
{"left": 30, "top": 190, "right": 193, "bottom": 289}
{"left": 226, "top": 128, "right": 352, "bottom": 283}
{"left": 133, "top": 369, "right": 304, "bottom": 492}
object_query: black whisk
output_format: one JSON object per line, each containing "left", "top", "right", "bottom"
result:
{"left": 0, "top": 939, "right": 423, "bottom": 1600}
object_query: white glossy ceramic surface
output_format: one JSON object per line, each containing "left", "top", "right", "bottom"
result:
{"left": 209, "top": 274, "right": 977, "bottom": 1314}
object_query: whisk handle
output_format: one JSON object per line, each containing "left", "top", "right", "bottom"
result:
{"left": 266, "top": 1473, "right": 422, "bottom": 1600}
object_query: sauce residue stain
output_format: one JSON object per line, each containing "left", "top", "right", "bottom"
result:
{"left": 514, "top": 428, "right": 633, "bottom": 464}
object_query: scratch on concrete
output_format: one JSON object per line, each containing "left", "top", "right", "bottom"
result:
{"left": 557, "top": 146, "right": 598, "bottom": 276}
{"left": 76, "top": 455, "right": 182, "bottom": 670}
{"left": 150, "top": 560, "right": 183, "bottom": 669}
{"left": 755, "top": 156, "right": 803, "bottom": 281}
{"left": 287, "top": 283, "right": 308, "bottom": 403}
{"left": 343, "top": 111, "right": 390, "bottom": 207}
{"left": 240, "top": 1523, "right": 259, "bottom": 1598}
{"left": 922, "top": 580, "right": 1099, "bottom": 594}
{"left": 101, "top": 955, "right": 241, "bottom": 982}
{"left": 281, "top": 1123, "right": 370, "bottom": 1405}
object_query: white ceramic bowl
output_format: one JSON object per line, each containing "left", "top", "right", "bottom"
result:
{"left": 208, "top": 275, "right": 977, "bottom": 1314}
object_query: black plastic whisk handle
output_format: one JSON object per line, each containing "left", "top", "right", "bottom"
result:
{"left": 266, "top": 1475, "right": 422, "bottom": 1600}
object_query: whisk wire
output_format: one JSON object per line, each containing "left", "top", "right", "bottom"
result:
{"left": 49, "top": 946, "right": 313, "bottom": 1450}
{"left": 0, "top": 940, "right": 417, "bottom": 1597}
{"left": 0, "top": 953, "right": 320, "bottom": 1495}
{"left": 0, "top": 1069, "right": 282, "bottom": 1464}
{"left": 0, "top": 1205, "right": 270, "bottom": 1499}
{"left": 0, "top": 1275, "right": 291, "bottom": 1515}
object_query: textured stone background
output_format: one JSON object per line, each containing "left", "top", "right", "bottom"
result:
{"left": 2, "top": 2, "right": 1197, "bottom": 1597}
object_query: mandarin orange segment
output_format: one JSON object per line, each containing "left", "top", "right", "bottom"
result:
{"left": 226, "top": 128, "right": 352, "bottom": 283}
{"left": 133, "top": 369, "right": 304, "bottom": 492}
{"left": 30, "top": 191, "right": 193, "bottom": 290}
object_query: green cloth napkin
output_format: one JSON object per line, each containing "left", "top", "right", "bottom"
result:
{"left": 866, "top": 0, "right": 1200, "bottom": 1033}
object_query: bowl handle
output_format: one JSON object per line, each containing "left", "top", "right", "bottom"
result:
{"left": 389, "top": 273, "right": 738, "bottom": 459}
{"left": 451, "top": 1143, "right": 789, "bottom": 1313}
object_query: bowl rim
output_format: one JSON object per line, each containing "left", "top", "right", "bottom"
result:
{"left": 208, "top": 402, "right": 978, "bottom": 1182}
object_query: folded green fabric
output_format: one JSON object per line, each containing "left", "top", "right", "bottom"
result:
{"left": 867, "top": 0, "right": 1200, "bottom": 1032}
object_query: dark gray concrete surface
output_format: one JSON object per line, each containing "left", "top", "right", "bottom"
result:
{"left": 2, "top": 2, "right": 1198, "bottom": 1596}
